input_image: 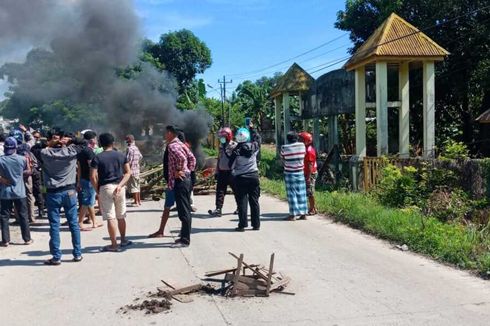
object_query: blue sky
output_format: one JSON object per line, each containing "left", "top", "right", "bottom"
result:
{"left": 134, "top": 0, "right": 351, "bottom": 97}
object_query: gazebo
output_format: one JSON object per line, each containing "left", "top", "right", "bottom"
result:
{"left": 345, "top": 13, "right": 449, "bottom": 158}
{"left": 271, "top": 63, "right": 314, "bottom": 155}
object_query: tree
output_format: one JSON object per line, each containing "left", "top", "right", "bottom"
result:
{"left": 335, "top": 0, "right": 490, "bottom": 152}
{"left": 233, "top": 74, "right": 282, "bottom": 130}
{"left": 144, "top": 29, "right": 212, "bottom": 93}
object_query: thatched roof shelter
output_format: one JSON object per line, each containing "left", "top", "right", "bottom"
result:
{"left": 270, "top": 63, "right": 314, "bottom": 98}
{"left": 345, "top": 13, "right": 449, "bottom": 71}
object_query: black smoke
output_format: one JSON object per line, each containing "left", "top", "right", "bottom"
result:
{"left": 0, "top": 0, "right": 211, "bottom": 164}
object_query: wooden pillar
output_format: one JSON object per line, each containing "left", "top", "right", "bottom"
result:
{"left": 298, "top": 92, "right": 306, "bottom": 130}
{"left": 313, "top": 118, "right": 320, "bottom": 151}
{"left": 355, "top": 66, "right": 366, "bottom": 157}
{"left": 375, "top": 61, "right": 388, "bottom": 156}
{"left": 423, "top": 61, "right": 435, "bottom": 158}
{"left": 399, "top": 62, "right": 410, "bottom": 157}
{"left": 283, "top": 92, "right": 290, "bottom": 142}
{"left": 328, "top": 115, "right": 338, "bottom": 150}
{"left": 274, "top": 96, "right": 282, "bottom": 156}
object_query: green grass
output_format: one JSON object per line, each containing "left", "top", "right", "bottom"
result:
{"left": 202, "top": 146, "right": 218, "bottom": 157}
{"left": 261, "top": 177, "right": 490, "bottom": 278}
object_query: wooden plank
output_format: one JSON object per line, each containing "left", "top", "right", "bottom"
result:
{"left": 160, "top": 280, "right": 176, "bottom": 289}
{"left": 158, "top": 283, "right": 203, "bottom": 296}
{"left": 265, "top": 253, "right": 275, "bottom": 296}
{"left": 205, "top": 268, "right": 237, "bottom": 277}
{"left": 237, "top": 276, "right": 267, "bottom": 286}
{"left": 172, "top": 294, "right": 194, "bottom": 303}
{"left": 269, "top": 277, "right": 291, "bottom": 292}
{"left": 231, "top": 254, "right": 244, "bottom": 297}
{"left": 228, "top": 252, "right": 269, "bottom": 282}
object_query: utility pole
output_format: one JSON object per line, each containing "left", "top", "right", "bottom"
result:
{"left": 219, "top": 83, "right": 224, "bottom": 127}
{"left": 218, "top": 75, "right": 233, "bottom": 126}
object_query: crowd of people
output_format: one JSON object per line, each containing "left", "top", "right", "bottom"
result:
{"left": 207, "top": 127, "right": 317, "bottom": 226}
{"left": 0, "top": 122, "right": 317, "bottom": 265}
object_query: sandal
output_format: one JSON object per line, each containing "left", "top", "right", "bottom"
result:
{"left": 44, "top": 258, "right": 61, "bottom": 266}
{"left": 148, "top": 232, "right": 164, "bottom": 238}
{"left": 99, "top": 245, "right": 121, "bottom": 252}
{"left": 80, "top": 227, "right": 93, "bottom": 232}
{"left": 120, "top": 240, "right": 133, "bottom": 247}
{"left": 24, "top": 239, "right": 34, "bottom": 245}
{"left": 298, "top": 215, "right": 307, "bottom": 220}
{"left": 284, "top": 216, "right": 295, "bottom": 221}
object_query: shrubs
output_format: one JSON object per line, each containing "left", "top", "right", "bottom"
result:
{"left": 258, "top": 148, "right": 283, "bottom": 179}
{"left": 441, "top": 139, "right": 469, "bottom": 160}
{"left": 425, "top": 188, "right": 470, "bottom": 222}
{"left": 261, "top": 178, "right": 490, "bottom": 278}
{"left": 376, "top": 164, "right": 419, "bottom": 207}
{"left": 375, "top": 162, "right": 487, "bottom": 225}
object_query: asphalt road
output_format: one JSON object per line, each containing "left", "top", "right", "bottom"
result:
{"left": 1, "top": 192, "right": 489, "bottom": 326}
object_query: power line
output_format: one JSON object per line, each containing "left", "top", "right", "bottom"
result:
{"left": 306, "top": 5, "right": 490, "bottom": 75}
{"left": 231, "top": 42, "right": 351, "bottom": 85}
{"left": 228, "top": 33, "right": 349, "bottom": 79}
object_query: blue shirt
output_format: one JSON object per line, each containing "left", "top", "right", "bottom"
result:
{"left": 0, "top": 154, "right": 27, "bottom": 199}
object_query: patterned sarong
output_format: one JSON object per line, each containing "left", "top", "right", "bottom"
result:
{"left": 284, "top": 171, "right": 307, "bottom": 216}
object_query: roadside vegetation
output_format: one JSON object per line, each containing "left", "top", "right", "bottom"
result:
{"left": 259, "top": 147, "right": 490, "bottom": 278}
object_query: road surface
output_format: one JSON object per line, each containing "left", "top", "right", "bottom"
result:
{"left": 1, "top": 192, "right": 489, "bottom": 326}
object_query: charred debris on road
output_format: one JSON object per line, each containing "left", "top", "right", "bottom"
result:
{"left": 119, "top": 253, "right": 292, "bottom": 315}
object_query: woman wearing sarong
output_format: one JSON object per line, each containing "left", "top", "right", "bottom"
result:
{"left": 280, "top": 131, "right": 307, "bottom": 221}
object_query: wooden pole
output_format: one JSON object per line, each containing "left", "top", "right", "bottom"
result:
{"left": 355, "top": 66, "right": 366, "bottom": 157}
{"left": 283, "top": 92, "right": 290, "bottom": 142}
{"left": 376, "top": 61, "right": 388, "bottom": 156}
{"left": 399, "top": 62, "right": 410, "bottom": 158}
{"left": 423, "top": 61, "right": 435, "bottom": 158}
{"left": 274, "top": 96, "right": 282, "bottom": 157}
{"left": 265, "top": 253, "right": 275, "bottom": 296}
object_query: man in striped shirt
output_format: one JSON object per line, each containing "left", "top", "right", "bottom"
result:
{"left": 280, "top": 131, "right": 307, "bottom": 221}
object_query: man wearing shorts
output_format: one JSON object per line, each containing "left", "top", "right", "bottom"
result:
{"left": 125, "top": 135, "right": 143, "bottom": 206}
{"left": 90, "top": 133, "right": 131, "bottom": 252}
{"left": 77, "top": 131, "right": 102, "bottom": 230}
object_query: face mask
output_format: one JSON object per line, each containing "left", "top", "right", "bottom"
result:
{"left": 219, "top": 137, "right": 226, "bottom": 144}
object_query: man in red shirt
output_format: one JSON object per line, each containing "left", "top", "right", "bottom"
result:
{"left": 299, "top": 132, "right": 317, "bottom": 215}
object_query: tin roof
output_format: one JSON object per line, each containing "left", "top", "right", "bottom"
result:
{"left": 270, "top": 63, "right": 314, "bottom": 98}
{"left": 476, "top": 109, "right": 490, "bottom": 123}
{"left": 345, "top": 13, "right": 449, "bottom": 71}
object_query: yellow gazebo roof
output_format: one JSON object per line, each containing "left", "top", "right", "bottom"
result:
{"left": 345, "top": 13, "right": 449, "bottom": 71}
{"left": 270, "top": 63, "right": 314, "bottom": 98}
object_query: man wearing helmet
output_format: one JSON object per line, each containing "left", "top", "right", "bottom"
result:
{"left": 299, "top": 131, "right": 318, "bottom": 215}
{"left": 208, "top": 127, "right": 238, "bottom": 217}
{"left": 229, "top": 127, "right": 261, "bottom": 231}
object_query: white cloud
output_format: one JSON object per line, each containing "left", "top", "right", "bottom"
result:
{"left": 144, "top": 12, "right": 213, "bottom": 40}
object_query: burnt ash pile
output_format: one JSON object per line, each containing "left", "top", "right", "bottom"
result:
{"left": 0, "top": 0, "right": 211, "bottom": 161}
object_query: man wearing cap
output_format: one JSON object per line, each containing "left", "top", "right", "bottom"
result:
{"left": 165, "top": 125, "right": 196, "bottom": 246}
{"left": 125, "top": 135, "right": 143, "bottom": 207}
{"left": 0, "top": 137, "right": 33, "bottom": 246}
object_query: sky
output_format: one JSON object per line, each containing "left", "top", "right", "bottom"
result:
{"left": 0, "top": 0, "right": 352, "bottom": 100}
{"left": 134, "top": 0, "right": 351, "bottom": 98}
